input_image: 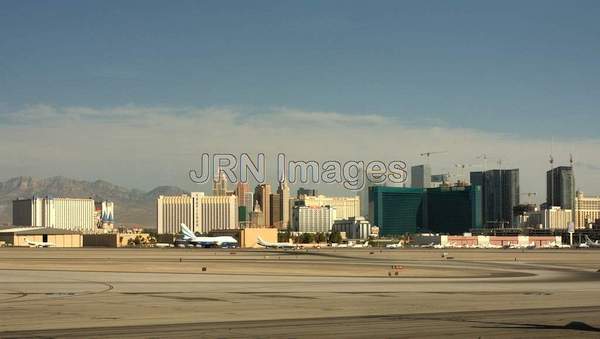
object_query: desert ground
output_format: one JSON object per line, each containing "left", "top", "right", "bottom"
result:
{"left": 1, "top": 247, "right": 599, "bottom": 338}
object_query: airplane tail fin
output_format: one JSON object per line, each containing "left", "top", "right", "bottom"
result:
{"left": 180, "top": 223, "right": 195, "bottom": 238}
{"left": 257, "top": 236, "right": 266, "bottom": 245}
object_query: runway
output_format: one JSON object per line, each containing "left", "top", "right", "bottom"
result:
{"left": 0, "top": 248, "right": 599, "bottom": 338}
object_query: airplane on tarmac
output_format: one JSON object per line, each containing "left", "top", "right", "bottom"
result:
{"left": 25, "top": 238, "right": 54, "bottom": 248}
{"left": 386, "top": 241, "right": 403, "bottom": 249}
{"left": 580, "top": 235, "right": 600, "bottom": 248}
{"left": 256, "top": 236, "right": 299, "bottom": 249}
{"left": 350, "top": 241, "right": 369, "bottom": 248}
{"left": 178, "top": 224, "right": 238, "bottom": 248}
{"left": 154, "top": 243, "right": 172, "bottom": 248}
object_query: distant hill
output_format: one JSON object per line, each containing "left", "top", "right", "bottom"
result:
{"left": 0, "top": 176, "right": 188, "bottom": 228}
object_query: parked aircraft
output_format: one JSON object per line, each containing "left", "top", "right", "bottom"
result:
{"left": 154, "top": 243, "right": 172, "bottom": 248}
{"left": 542, "top": 241, "right": 570, "bottom": 249}
{"left": 582, "top": 235, "right": 600, "bottom": 248}
{"left": 179, "top": 224, "right": 238, "bottom": 248}
{"left": 386, "top": 242, "right": 403, "bottom": 249}
{"left": 256, "top": 236, "right": 298, "bottom": 249}
{"left": 24, "top": 238, "right": 54, "bottom": 248}
{"left": 351, "top": 241, "right": 369, "bottom": 248}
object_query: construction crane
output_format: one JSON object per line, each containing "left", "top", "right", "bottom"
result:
{"left": 476, "top": 154, "right": 488, "bottom": 172}
{"left": 520, "top": 192, "right": 537, "bottom": 205}
{"left": 454, "top": 163, "right": 481, "bottom": 185}
{"left": 419, "top": 151, "right": 447, "bottom": 163}
{"left": 570, "top": 153, "right": 574, "bottom": 166}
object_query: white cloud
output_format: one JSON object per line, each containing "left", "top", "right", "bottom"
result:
{"left": 1, "top": 104, "right": 599, "bottom": 199}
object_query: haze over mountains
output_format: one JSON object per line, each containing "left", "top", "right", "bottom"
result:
{"left": 0, "top": 176, "right": 187, "bottom": 228}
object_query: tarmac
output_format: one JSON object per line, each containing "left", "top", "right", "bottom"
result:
{"left": 1, "top": 247, "right": 600, "bottom": 338}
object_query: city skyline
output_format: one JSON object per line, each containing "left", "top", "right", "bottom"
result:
{"left": 2, "top": 3, "right": 600, "bottom": 337}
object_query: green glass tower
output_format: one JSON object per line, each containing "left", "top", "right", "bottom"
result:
{"left": 426, "top": 185, "right": 482, "bottom": 234}
{"left": 369, "top": 185, "right": 482, "bottom": 236}
{"left": 369, "top": 187, "right": 426, "bottom": 236}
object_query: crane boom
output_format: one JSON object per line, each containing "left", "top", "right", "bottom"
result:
{"left": 419, "top": 151, "right": 447, "bottom": 164}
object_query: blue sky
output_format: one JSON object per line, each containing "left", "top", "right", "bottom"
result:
{"left": 0, "top": 1, "right": 599, "bottom": 195}
{"left": 2, "top": 1, "right": 599, "bottom": 137}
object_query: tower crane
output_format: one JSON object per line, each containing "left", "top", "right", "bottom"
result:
{"left": 419, "top": 151, "right": 447, "bottom": 164}
{"left": 454, "top": 163, "right": 481, "bottom": 185}
{"left": 476, "top": 154, "right": 488, "bottom": 172}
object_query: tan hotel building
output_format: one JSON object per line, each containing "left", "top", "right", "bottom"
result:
{"left": 300, "top": 195, "right": 360, "bottom": 221}
{"left": 156, "top": 194, "right": 194, "bottom": 234}
{"left": 575, "top": 191, "right": 600, "bottom": 229}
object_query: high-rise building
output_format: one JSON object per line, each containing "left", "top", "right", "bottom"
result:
{"left": 369, "top": 186, "right": 482, "bottom": 236}
{"left": 411, "top": 164, "right": 432, "bottom": 188}
{"left": 157, "top": 193, "right": 237, "bottom": 234}
{"left": 425, "top": 186, "right": 482, "bottom": 234}
{"left": 157, "top": 194, "right": 195, "bottom": 234}
{"left": 575, "top": 191, "right": 600, "bottom": 229}
{"left": 291, "top": 205, "right": 336, "bottom": 233}
{"left": 238, "top": 206, "right": 248, "bottom": 224}
{"left": 270, "top": 194, "right": 281, "bottom": 228}
{"left": 243, "top": 191, "right": 254, "bottom": 221}
{"left": 213, "top": 170, "right": 228, "bottom": 196}
{"left": 360, "top": 168, "right": 387, "bottom": 221}
{"left": 277, "top": 179, "right": 290, "bottom": 229}
{"left": 369, "top": 187, "right": 426, "bottom": 236}
{"left": 191, "top": 192, "right": 238, "bottom": 234}
{"left": 298, "top": 195, "right": 360, "bottom": 221}
{"left": 12, "top": 196, "right": 97, "bottom": 232}
{"left": 254, "top": 184, "right": 271, "bottom": 226}
{"left": 547, "top": 166, "right": 575, "bottom": 210}
{"left": 470, "top": 171, "right": 484, "bottom": 188}
{"left": 235, "top": 182, "right": 253, "bottom": 221}
{"left": 235, "top": 182, "right": 250, "bottom": 205}
{"left": 470, "top": 169, "right": 520, "bottom": 227}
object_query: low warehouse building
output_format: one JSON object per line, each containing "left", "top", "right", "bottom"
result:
{"left": 439, "top": 235, "right": 562, "bottom": 248}
{"left": 332, "top": 217, "right": 372, "bottom": 239}
{"left": 83, "top": 233, "right": 152, "bottom": 247}
{"left": 0, "top": 227, "right": 82, "bottom": 247}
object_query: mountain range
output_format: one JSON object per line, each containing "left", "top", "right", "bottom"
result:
{"left": 0, "top": 176, "right": 187, "bottom": 228}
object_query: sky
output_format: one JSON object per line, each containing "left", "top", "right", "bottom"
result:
{"left": 1, "top": 1, "right": 599, "bottom": 199}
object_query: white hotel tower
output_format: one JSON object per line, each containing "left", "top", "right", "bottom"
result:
{"left": 12, "top": 196, "right": 97, "bottom": 232}
{"left": 157, "top": 193, "right": 238, "bottom": 234}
